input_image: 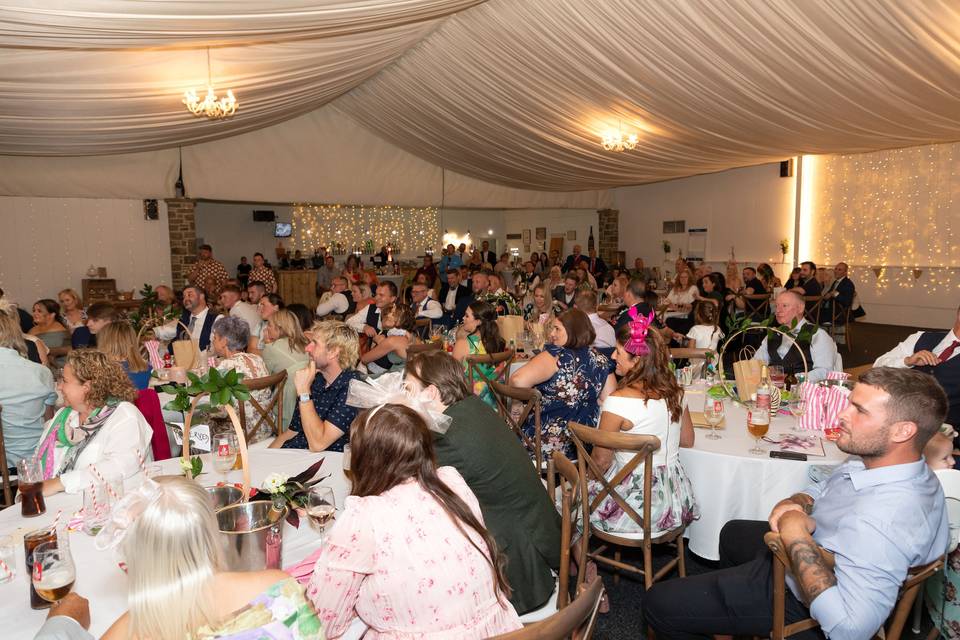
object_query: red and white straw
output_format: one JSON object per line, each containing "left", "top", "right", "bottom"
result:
{"left": 90, "top": 465, "right": 120, "bottom": 502}
{"left": 0, "top": 557, "right": 12, "bottom": 581}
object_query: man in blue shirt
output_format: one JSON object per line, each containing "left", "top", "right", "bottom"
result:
{"left": 643, "top": 367, "right": 949, "bottom": 640}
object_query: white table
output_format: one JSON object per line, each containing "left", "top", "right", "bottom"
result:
{"left": 0, "top": 443, "right": 354, "bottom": 639}
{"left": 680, "top": 388, "right": 847, "bottom": 560}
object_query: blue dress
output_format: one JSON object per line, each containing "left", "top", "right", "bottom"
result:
{"left": 523, "top": 344, "right": 611, "bottom": 461}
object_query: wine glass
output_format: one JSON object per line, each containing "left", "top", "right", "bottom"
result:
{"left": 703, "top": 395, "right": 724, "bottom": 440}
{"left": 306, "top": 486, "right": 337, "bottom": 540}
{"left": 212, "top": 433, "right": 238, "bottom": 484}
{"left": 31, "top": 542, "right": 75, "bottom": 605}
{"left": 746, "top": 401, "right": 770, "bottom": 455}
{"left": 789, "top": 398, "right": 807, "bottom": 432}
{"left": 768, "top": 365, "right": 786, "bottom": 389}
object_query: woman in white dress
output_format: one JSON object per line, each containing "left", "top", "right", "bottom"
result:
{"left": 664, "top": 270, "right": 699, "bottom": 319}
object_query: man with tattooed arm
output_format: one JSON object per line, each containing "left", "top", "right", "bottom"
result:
{"left": 643, "top": 367, "right": 949, "bottom": 640}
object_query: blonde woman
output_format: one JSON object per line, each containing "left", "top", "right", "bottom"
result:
{"left": 544, "top": 265, "right": 563, "bottom": 292}
{"left": 97, "top": 321, "right": 152, "bottom": 390}
{"left": 58, "top": 288, "right": 86, "bottom": 332}
{"left": 101, "top": 476, "right": 323, "bottom": 640}
{"left": 35, "top": 350, "right": 153, "bottom": 496}
{"left": 261, "top": 309, "right": 310, "bottom": 429}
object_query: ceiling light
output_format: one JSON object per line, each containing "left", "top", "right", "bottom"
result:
{"left": 183, "top": 48, "right": 238, "bottom": 120}
{"left": 601, "top": 122, "right": 638, "bottom": 152}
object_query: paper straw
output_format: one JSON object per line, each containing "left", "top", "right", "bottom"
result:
{"left": 90, "top": 465, "right": 119, "bottom": 502}
{"left": 136, "top": 449, "right": 145, "bottom": 471}
{"left": 0, "top": 557, "right": 12, "bottom": 581}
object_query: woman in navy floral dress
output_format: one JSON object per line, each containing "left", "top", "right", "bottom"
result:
{"left": 511, "top": 309, "right": 616, "bottom": 461}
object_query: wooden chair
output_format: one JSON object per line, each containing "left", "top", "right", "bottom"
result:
{"left": 802, "top": 295, "right": 828, "bottom": 325}
{"left": 465, "top": 349, "right": 515, "bottom": 391}
{"left": 413, "top": 317, "right": 432, "bottom": 340}
{"left": 569, "top": 422, "right": 687, "bottom": 589}
{"left": 487, "top": 576, "right": 604, "bottom": 640}
{"left": 669, "top": 347, "right": 710, "bottom": 362}
{"left": 739, "top": 292, "right": 772, "bottom": 322}
{"left": 0, "top": 406, "right": 13, "bottom": 507}
{"left": 764, "top": 532, "right": 943, "bottom": 640}
{"left": 406, "top": 341, "right": 443, "bottom": 356}
{"left": 827, "top": 302, "right": 854, "bottom": 352}
{"left": 235, "top": 370, "right": 287, "bottom": 442}
{"left": 547, "top": 451, "right": 589, "bottom": 610}
{"left": 489, "top": 380, "right": 543, "bottom": 471}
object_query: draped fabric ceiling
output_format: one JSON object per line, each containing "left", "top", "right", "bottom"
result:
{"left": 2, "top": 0, "right": 960, "bottom": 203}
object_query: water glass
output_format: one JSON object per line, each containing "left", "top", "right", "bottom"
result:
{"left": 0, "top": 535, "right": 16, "bottom": 583}
{"left": 789, "top": 398, "right": 807, "bottom": 432}
{"left": 82, "top": 482, "right": 111, "bottom": 535}
{"left": 212, "top": 433, "right": 239, "bottom": 483}
{"left": 703, "top": 396, "right": 724, "bottom": 440}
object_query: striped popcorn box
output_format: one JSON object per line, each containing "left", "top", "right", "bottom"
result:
{"left": 826, "top": 371, "right": 851, "bottom": 381}
{"left": 797, "top": 383, "right": 823, "bottom": 430}
{"left": 144, "top": 339, "right": 165, "bottom": 371}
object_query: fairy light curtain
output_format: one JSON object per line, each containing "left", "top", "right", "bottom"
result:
{"left": 810, "top": 143, "right": 960, "bottom": 292}
{"left": 291, "top": 204, "right": 441, "bottom": 255}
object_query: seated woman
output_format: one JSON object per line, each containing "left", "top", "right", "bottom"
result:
{"left": 57, "top": 288, "right": 86, "bottom": 332}
{"left": 361, "top": 303, "right": 417, "bottom": 376}
{"left": 29, "top": 299, "right": 70, "bottom": 366}
{"left": 96, "top": 321, "right": 153, "bottom": 390}
{"left": 511, "top": 309, "right": 616, "bottom": 461}
{"left": 211, "top": 317, "right": 274, "bottom": 443}
{"left": 306, "top": 403, "right": 522, "bottom": 638}
{"left": 588, "top": 319, "right": 699, "bottom": 535}
{"left": 256, "top": 293, "right": 285, "bottom": 350}
{"left": 70, "top": 301, "right": 117, "bottom": 349}
{"left": 453, "top": 301, "right": 506, "bottom": 407}
{"left": 102, "top": 476, "right": 323, "bottom": 640}
{"left": 523, "top": 283, "right": 560, "bottom": 324}
{"left": 261, "top": 309, "right": 311, "bottom": 430}
{"left": 664, "top": 271, "right": 698, "bottom": 320}
{"left": 36, "top": 350, "right": 153, "bottom": 496}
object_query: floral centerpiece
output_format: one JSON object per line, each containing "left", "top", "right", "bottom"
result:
{"left": 662, "top": 240, "right": 672, "bottom": 255}
{"left": 779, "top": 238, "right": 790, "bottom": 261}
{"left": 128, "top": 283, "right": 178, "bottom": 333}
{"left": 480, "top": 289, "right": 522, "bottom": 316}
{"left": 251, "top": 459, "right": 328, "bottom": 528}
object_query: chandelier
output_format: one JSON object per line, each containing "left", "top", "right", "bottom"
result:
{"left": 601, "top": 122, "right": 638, "bottom": 152}
{"left": 183, "top": 48, "right": 238, "bottom": 119}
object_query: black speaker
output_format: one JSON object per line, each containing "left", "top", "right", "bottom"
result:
{"left": 253, "top": 210, "right": 276, "bottom": 222}
{"left": 779, "top": 159, "right": 794, "bottom": 178}
{"left": 143, "top": 199, "right": 159, "bottom": 220}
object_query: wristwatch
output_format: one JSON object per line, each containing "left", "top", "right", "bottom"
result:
{"left": 298, "top": 393, "right": 311, "bottom": 404}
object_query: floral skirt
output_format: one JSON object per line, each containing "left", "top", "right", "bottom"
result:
{"left": 587, "top": 460, "right": 699, "bottom": 537}
{"left": 926, "top": 546, "right": 960, "bottom": 638}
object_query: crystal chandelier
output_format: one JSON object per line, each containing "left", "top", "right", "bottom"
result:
{"left": 601, "top": 122, "right": 638, "bottom": 152}
{"left": 183, "top": 48, "right": 238, "bottom": 119}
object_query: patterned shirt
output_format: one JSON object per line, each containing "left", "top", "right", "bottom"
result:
{"left": 248, "top": 265, "right": 277, "bottom": 294}
{"left": 281, "top": 369, "right": 362, "bottom": 452}
{"left": 188, "top": 258, "right": 229, "bottom": 293}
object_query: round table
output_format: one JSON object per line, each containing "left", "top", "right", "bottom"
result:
{"left": 679, "top": 387, "right": 847, "bottom": 560}
{"left": 0, "top": 443, "right": 361, "bottom": 639}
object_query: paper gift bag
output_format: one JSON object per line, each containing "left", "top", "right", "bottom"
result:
{"left": 143, "top": 339, "right": 165, "bottom": 371}
{"left": 733, "top": 359, "right": 763, "bottom": 402}
{"left": 797, "top": 382, "right": 851, "bottom": 430}
{"left": 497, "top": 315, "right": 525, "bottom": 345}
{"left": 171, "top": 321, "right": 199, "bottom": 369}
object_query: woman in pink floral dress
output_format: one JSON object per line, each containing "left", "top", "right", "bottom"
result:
{"left": 306, "top": 403, "right": 522, "bottom": 639}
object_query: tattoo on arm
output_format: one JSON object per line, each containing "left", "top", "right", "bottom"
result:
{"left": 788, "top": 538, "right": 837, "bottom": 603}
{"left": 791, "top": 493, "right": 814, "bottom": 514}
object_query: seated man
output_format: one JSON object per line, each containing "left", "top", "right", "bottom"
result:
{"left": 576, "top": 290, "right": 615, "bottom": 349}
{"left": 821, "top": 261, "right": 865, "bottom": 324}
{"left": 269, "top": 321, "right": 362, "bottom": 452}
{"left": 643, "top": 367, "right": 949, "bottom": 640}
{"left": 409, "top": 282, "right": 442, "bottom": 322}
{"left": 875, "top": 302, "right": 960, "bottom": 432}
{"left": 753, "top": 290, "right": 838, "bottom": 383}
{"left": 219, "top": 284, "right": 260, "bottom": 342}
{"left": 154, "top": 286, "right": 222, "bottom": 353}
{"left": 553, "top": 274, "right": 579, "bottom": 311}
{"left": 614, "top": 278, "right": 656, "bottom": 332}
{"left": 314, "top": 276, "right": 352, "bottom": 319}
{"left": 404, "top": 351, "right": 562, "bottom": 615}
{"left": 439, "top": 269, "right": 472, "bottom": 327}
{"left": 798, "top": 260, "right": 823, "bottom": 298}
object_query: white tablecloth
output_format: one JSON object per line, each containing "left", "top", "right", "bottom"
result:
{"left": 0, "top": 443, "right": 357, "bottom": 640}
{"left": 680, "top": 388, "right": 848, "bottom": 560}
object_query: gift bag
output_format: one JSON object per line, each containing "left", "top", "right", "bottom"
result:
{"left": 797, "top": 382, "right": 850, "bottom": 431}
{"left": 497, "top": 315, "right": 525, "bottom": 345}
{"left": 142, "top": 339, "right": 165, "bottom": 371}
{"left": 171, "top": 321, "right": 199, "bottom": 369}
{"left": 733, "top": 359, "right": 763, "bottom": 402}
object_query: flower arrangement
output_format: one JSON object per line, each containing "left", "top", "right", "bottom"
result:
{"left": 128, "top": 283, "right": 178, "bottom": 333}
{"left": 662, "top": 240, "right": 672, "bottom": 254}
{"left": 779, "top": 238, "right": 790, "bottom": 256}
{"left": 251, "top": 458, "right": 329, "bottom": 528}
{"left": 480, "top": 290, "right": 522, "bottom": 316}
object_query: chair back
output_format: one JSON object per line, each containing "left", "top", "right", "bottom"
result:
{"left": 0, "top": 406, "right": 12, "bottom": 506}
{"left": 489, "top": 380, "right": 542, "bottom": 470}
{"left": 414, "top": 317, "right": 432, "bottom": 340}
{"left": 134, "top": 388, "right": 173, "bottom": 461}
{"left": 669, "top": 347, "right": 710, "bottom": 362}
{"left": 406, "top": 341, "right": 443, "bottom": 356}
{"left": 569, "top": 422, "right": 662, "bottom": 539}
{"left": 803, "top": 295, "right": 828, "bottom": 324}
{"left": 741, "top": 293, "right": 772, "bottom": 320}
{"left": 547, "top": 452, "right": 589, "bottom": 609}
{"left": 485, "top": 576, "right": 604, "bottom": 640}
{"left": 236, "top": 370, "right": 287, "bottom": 443}
{"left": 465, "top": 348, "right": 515, "bottom": 389}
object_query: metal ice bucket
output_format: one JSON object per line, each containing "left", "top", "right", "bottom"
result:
{"left": 205, "top": 485, "right": 243, "bottom": 511}
{"left": 216, "top": 501, "right": 287, "bottom": 571}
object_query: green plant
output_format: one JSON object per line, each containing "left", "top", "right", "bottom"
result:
{"left": 160, "top": 367, "right": 251, "bottom": 413}
{"left": 662, "top": 240, "right": 672, "bottom": 254}
{"left": 779, "top": 238, "right": 790, "bottom": 255}
{"left": 128, "top": 283, "right": 177, "bottom": 332}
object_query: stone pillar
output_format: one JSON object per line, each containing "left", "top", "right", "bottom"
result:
{"left": 597, "top": 208, "right": 620, "bottom": 267}
{"left": 165, "top": 198, "right": 197, "bottom": 290}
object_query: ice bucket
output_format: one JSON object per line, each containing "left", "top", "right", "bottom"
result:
{"left": 216, "top": 501, "right": 287, "bottom": 571}
{"left": 205, "top": 485, "right": 243, "bottom": 511}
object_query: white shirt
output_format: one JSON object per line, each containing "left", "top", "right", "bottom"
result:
{"left": 686, "top": 324, "right": 721, "bottom": 351}
{"left": 415, "top": 295, "right": 443, "bottom": 319}
{"left": 316, "top": 291, "right": 350, "bottom": 317}
{"left": 154, "top": 307, "right": 221, "bottom": 342}
{"left": 874, "top": 329, "right": 960, "bottom": 368}
{"left": 346, "top": 304, "right": 372, "bottom": 333}
{"left": 588, "top": 312, "right": 616, "bottom": 349}
{"left": 228, "top": 300, "right": 261, "bottom": 336}
{"left": 753, "top": 318, "right": 838, "bottom": 383}
{"left": 444, "top": 286, "right": 459, "bottom": 311}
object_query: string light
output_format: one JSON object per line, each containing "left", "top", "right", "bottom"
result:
{"left": 812, "top": 144, "right": 959, "bottom": 293}
{"left": 290, "top": 203, "right": 441, "bottom": 256}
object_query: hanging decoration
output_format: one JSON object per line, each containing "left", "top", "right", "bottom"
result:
{"left": 291, "top": 203, "right": 441, "bottom": 256}
{"left": 183, "top": 48, "right": 238, "bottom": 120}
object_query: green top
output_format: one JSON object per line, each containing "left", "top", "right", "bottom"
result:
{"left": 437, "top": 395, "right": 562, "bottom": 614}
{"left": 197, "top": 577, "right": 324, "bottom": 640}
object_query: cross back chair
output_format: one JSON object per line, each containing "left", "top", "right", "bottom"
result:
{"left": 487, "top": 576, "right": 604, "bottom": 640}
{"left": 464, "top": 348, "right": 515, "bottom": 390}
{"left": 489, "top": 380, "right": 543, "bottom": 472}
{"left": 764, "top": 532, "right": 943, "bottom": 640}
{"left": 569, "top": 422, "right": 687, "bottom": 589}
{"left": 547, "top": 451, "right": 589, "bottom": 611}
{"left": 802, "top": 295, "right": 828, "bottom": 325}
{"left": 413, "top": 317, "right": 433, "bottom": 340}
{"left": 740, "top": 292, "right": 772, "bottom": 321}
{"left": 235, "top": 370, "right": 287, "bottom": 442}
{"left": 668, "top": 347, "right": 710, "bottom": 362}
{"left": 406, "top": 341, "right": 443, "bottom": 356}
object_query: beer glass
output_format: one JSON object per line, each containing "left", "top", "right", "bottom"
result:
{"left": 746, "top": 401, "right": 770, "bottom": 455}
{"left": 23, "top": 528, "right": 58, "bottom": 609}
{"left": 31, "top": 541, "right": 76, "bottom": 605}
{"left": 16, "top": 457, "right": 46, "bottom": 518}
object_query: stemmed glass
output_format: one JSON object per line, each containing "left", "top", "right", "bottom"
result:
{"left": 306, "top": 486, "right": 337, "bottom": 541}
{"left": 789, "top": 398, "right": 807, "bottom": 432}
{"left": 212, "top": 433, "right": 238, "bottom": 484}
{"left": 746, "top": 401, "right": 770, "bottom": 455}
{"left": 31, "top": 541, "right": 75, "bottom": 605}
{"left": 703, "top": 395, "right": 724, "bottom": 440}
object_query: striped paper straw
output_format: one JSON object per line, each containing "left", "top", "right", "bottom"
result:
{"left": 90, "top": 465, "right": 119, "bottom": 502}
{"left": 0, "top": 557, "right": 12, "bottom": 581}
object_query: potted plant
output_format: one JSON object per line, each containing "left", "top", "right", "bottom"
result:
{"left": 779, "top": 238, "right": 790, "bottom": 263}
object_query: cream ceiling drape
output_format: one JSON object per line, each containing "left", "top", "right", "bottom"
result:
{"left": 2, "top": 0, "right": 960, "bottom": 197}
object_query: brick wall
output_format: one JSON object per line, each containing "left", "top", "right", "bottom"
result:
{"left": 597, "top": 208, "right": 620, "bottom": 267}
{"left": 165, "top": 198, "right": 197, "bottom": 289}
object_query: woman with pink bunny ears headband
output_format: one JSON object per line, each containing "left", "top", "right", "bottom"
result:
{"left": 97, "top": 476, "right": 324, "bottom": 640}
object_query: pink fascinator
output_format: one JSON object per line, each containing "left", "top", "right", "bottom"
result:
{"left": 624, "top": 307, "right": 655, "bottom": 356}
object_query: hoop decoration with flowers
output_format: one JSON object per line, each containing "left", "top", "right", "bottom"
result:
{"left": 715, "top": 321, "right": 809, "bottom": 409}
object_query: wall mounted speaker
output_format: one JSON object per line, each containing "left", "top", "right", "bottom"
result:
{"left": 143, "top": 199, "right": 159, "bottom": 220}
{"left": 252, "top": 209, "right": 276, "bottom": 222}
{"left": 779, "top": 159, "right": 795, "bottom": 178}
